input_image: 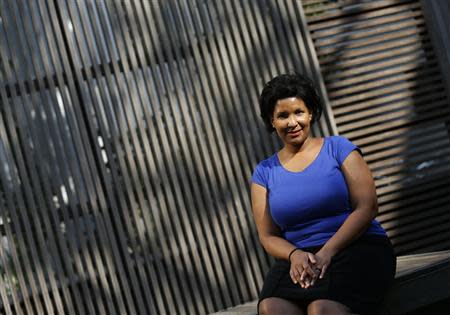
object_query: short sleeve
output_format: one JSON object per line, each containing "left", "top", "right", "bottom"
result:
{"left": 333, "top": 136, "right": 362, "bottom": 167}
{"left": 251, "top": 162, "right": 268, "bottom": 188}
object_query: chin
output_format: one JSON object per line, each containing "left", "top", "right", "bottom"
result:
{"left": 287, "top": 137, "right": 306, "bottom": 146}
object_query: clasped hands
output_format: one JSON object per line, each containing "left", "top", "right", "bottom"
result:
{"left": 289, "top": 248, "right": 333, "bottom": 289}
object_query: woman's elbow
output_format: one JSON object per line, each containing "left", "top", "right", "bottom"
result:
{"left": 366, "top": 203, "right": 379, "bottom": 221}
{"left": 258, "top": 233, "right": 277, "bottom": 249}
{"left": 354, "top": 202, "right": 378, "bottom": 221}
{"left": 258, "top": 234, "right": 270, "bottom": 248}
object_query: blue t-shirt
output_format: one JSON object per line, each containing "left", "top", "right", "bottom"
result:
{"left": 252, "top": 136, "right": 386, "bottom": 248}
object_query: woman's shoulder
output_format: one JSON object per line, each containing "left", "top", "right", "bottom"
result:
{"left": 326, "top": 135, "right": 350, "bottom": 143}
{"left": 325, "top": 135, "right": 362, "bottom": 165}
{"left": 252, "top": 153, "right": 278, "bottom": 188}
{"left": 325, "top": 135, "right": 357, "bottom": 150}
{"left": 255, "top": 153, "right": 278, "bottom": 169}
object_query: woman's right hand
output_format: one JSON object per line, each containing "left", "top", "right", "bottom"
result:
{"left": 289, "top": 250, "right": 317, "bottom": 288}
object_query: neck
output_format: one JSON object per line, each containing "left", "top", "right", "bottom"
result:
{"left": 283, "top": 136, "right": 313, "bottom": 155}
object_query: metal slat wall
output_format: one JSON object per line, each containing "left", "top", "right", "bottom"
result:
{"left": 0, "top": 1, "right": 332, "bottom": 314}
{"left": 303, "top": 0, "right": 450, "bottom": 255}
{"left": 421, "top": 0, "right": 450, "bottom": 100}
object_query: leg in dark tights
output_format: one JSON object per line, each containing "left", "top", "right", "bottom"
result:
{"left": 307, "top": 299, "right": 354, "bottom": 315}
{"left": 259, "top": 297, "right": 305, "bottom": 315}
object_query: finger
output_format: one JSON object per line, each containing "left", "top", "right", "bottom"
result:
{"left": 310, "top": 267, "right": 320, "bottom": 285}
{"left": 292, "top": 266, "right": 303, "bottom": 284}
{"left": 291, "top": 267, "right": 303, "bottom": 284}
{"left": 300, "top": 270, "right": 309, "bottom": 288}
{"left": 289, "top": 269, "right": 297, "bottom": 284}
{"left": 303, "top": 264, "right": 317, "bottom": 279}
{"left": 307, "top": 252, "right": 317, "bottom": 264}
{"left": 290, "top": 268, "right": 297, "bottom": 284}
{"left": 301, "top": 269, "right": 312, "bottom": 288}
{"left": 320, "top": 264, "right": 328, "bottom": 279}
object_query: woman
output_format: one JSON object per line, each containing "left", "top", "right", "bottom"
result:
{"left": 251, "top": 73, "right": 396, "bottom": 315}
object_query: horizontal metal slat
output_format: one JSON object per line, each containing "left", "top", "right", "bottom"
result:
{"left": 364, "top": 134, "right": 450, "bottom": 164}
{"left": 311, "top": 5, "right": 423, "bottom": 41}
{"left": 377, "top": 175, "right": 450, "bottom": 204}
{"left": 334, "top": 72, "right": 442, "bottom": 116}
{"left": 331, "top": 65, "right": 438, "bottom": 98}
{"left": 342, "top": 101, "right": 450, "bottom": 139}
{"left": 417, "top": 240, "right": 450, "bottom": 254}
{"left": 379, "top": 191, "right": 450, "bottom": 221}
{"left": 381, "top": 195, "right": 450, "bottom": 228}
{"left": 338, "top": 98, "right": 449, "bottom": 133}
{"left": 316, "top": 19, "right": 426, "bottom": 57}
{"left": 333, "top": 77, "right": 443, "bottom": 112}
{"left": 376, "top": 169, "right": 450, "bottom": 197}
{"left": 388, "top": 208, "right": 450, "bottom": 240}
{"left": 371, "top": 140, "right": 450, "bottom": 169}
{"left": 346, "top": 115, "right": 445, "bottom": 148}
{"left": 323, "top": 42, "right": 433, "bottom": 80}
{"left": 392, "top": 223, "right": 450, "bottom": 254}
{"left": 374, "top": 161, "right": 450, "bottom": 190}
{"left": 304, "top": 2, "right": 343, "bottom": 15}
{"left": 329, "top": 62, "right": 437, "bottom": 100}
{"left": 337, "top": 91, "right": 445, "bottom": 127}
{"left": 319, "top": 32, "right": 429, "bottom": 67}
{"left": 324, "top": 48, "right": 435, "bottom": 82}
{"left": 308, "top": 0, "right": 419, "bottom": 30}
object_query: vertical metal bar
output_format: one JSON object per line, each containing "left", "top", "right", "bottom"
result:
{"left": 0, "top": 240, "right": 14, "bottom": 315}
{"left": 0, "top": 124, "right": 24, "bottom": 315}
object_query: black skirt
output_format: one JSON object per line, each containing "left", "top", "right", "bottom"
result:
{"left": 258, "top": 234, "right": 396, "bottom": 315}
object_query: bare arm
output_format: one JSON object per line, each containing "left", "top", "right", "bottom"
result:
{"left": 251, "top": 183, "right": 317, "bottom": 285}
{"left": 251, "top": 183, "right": 296, "bottom": 259}
{"left": 314, "top": 150, "right": 378, "bottom": 277}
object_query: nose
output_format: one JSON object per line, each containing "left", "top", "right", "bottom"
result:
{"left": 287, "top": 115, "right": 297, "bottom": 127}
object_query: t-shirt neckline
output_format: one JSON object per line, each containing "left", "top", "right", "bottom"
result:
{"left": 275, "top": 137, "right": 327, "bottom": 174}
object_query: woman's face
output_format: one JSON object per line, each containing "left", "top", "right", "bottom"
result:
{"left": 272, "top": 97, "right": 312, "bottom": 147}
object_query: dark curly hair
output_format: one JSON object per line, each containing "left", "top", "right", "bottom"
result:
{"left": 259, "top": 73, "right": 323, "bottom": 132}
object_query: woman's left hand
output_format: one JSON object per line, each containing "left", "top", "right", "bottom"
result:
{"left": 299, "top": 248, "right": 335, "bottom": 288}
{"left": 313, "top": 247, "right": 335, "bottom": 280}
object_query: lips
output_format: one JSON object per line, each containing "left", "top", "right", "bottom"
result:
{"left": 287, "top": 129, "right": 302, "bottom": 137}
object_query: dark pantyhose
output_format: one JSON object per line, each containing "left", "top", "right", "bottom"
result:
{"left": 259, "top": 297, "right": 355, "bottom": 315}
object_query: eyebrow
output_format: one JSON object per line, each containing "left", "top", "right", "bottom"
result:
{"left": 275, "top": 108, "right": 303, "bottom": 114}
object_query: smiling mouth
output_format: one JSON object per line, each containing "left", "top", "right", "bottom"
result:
{"left": 287, "top": 129, "right": 302, "bottom": 136}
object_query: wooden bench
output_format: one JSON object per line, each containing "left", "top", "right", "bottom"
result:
{"left": 210, "top": 250, "right": 450, "bottom": 315}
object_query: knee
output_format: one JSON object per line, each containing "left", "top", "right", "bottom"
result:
{"left": 308, "top": 300, "right": 328, "bottom": 315}
{"left": 258, "top": 297, "right": 303, "bottom": 315}
{"left": 259, "top": 298, "right": 277, "bottom": 315}
{"left": 308, "top": 300, "right": 351, "bottom": 315}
